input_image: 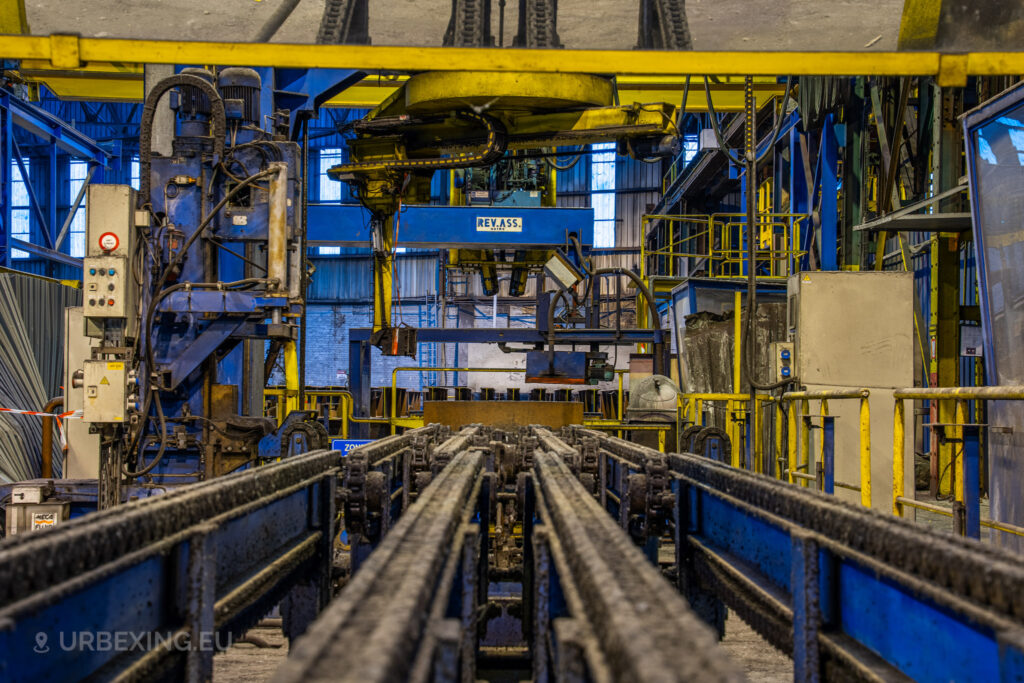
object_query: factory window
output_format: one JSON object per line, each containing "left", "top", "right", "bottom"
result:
{"left": 318, "top": 148, "right": 343, "bottom": 255}
{"left": 130, "top": 154, "right": 140, "bottom": 191}
{"left": 10, "top": 159, "right": 30, "bottom": 259}
{"left": 590, "top": 142, "right": 617, "bottom": 248}
{"left": 683, "top": 134, "right": 699, "bottom": 165}
{"left": 68, "top": 160, "right": 89, "bottom": 258}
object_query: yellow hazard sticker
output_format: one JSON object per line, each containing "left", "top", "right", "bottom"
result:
{"left": 100, "top": 377, "right": 109, "bottom": 385}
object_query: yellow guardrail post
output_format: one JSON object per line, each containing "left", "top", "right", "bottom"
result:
{"left": 753, "top": 396, "right": 762, "bottom": 473}
{"left": 787, "top": 398, "right": 798, "bottom": 484}
{"left": 954, "top": 398, "right": 967, "bottom": 510}
{"left": 800, "top": 399, "right": 811, "bottom": 487}
{"left": 859, "top": 393, "right": 872, "bottom": 507}
{"left": 775, "top": 400, "right": 784, "bottom": 479}
{"left": 893, "top": 398, "right": 905, "bottom": 516}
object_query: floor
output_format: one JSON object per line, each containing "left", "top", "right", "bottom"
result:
{"left": 215, "top": 610, "right": 791, "bottom": 681}
{"left": 26, "top": 0, "right": 905, "bottom": 51}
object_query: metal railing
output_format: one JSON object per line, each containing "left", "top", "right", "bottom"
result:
{"left": 779, "top": 389, "right": 872, "bottom": 507}
{"left": 640, "top": 212, "right": 810, "bottom": 282}
{"left": 893, "top": 386, "right": 1024, "bottom": 540}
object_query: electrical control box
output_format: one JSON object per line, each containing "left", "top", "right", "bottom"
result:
{"left": 83, "top": 185, "right": 140, "bottom": 337}
{"left": 770, "top": 341, "right": 795, "bottom": 382}
{"left": 786, "top": 271, "right": 914, "bottom": 511}
{"left": 86, "top": 184, "right": 137, "bottom": 258}
{"left": 64, "top": 307, "right": 101, "bottom": 477}
{"left": 83, "top": 255, "right": 129, "bottom": 317}
{"left": 82, "top": 359, "right": 128, "bottom": 423}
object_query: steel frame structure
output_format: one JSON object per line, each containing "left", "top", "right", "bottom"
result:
{"left": 0, "top": 87, "right": 112, "bottom": 270}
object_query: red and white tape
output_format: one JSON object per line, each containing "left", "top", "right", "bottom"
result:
{"left": 0, "top": 407, "right": 82, "bottom": 419}
{"left": 0, "top": 407, "right": 84, "bottom": 449}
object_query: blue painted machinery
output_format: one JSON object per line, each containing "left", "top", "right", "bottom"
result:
{"left": 76, "top": 68, "right": 332, "bottom": 508}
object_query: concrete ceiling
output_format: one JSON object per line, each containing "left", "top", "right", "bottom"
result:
{"left": 25, "top": 0, "right": 905, "bottom": 51}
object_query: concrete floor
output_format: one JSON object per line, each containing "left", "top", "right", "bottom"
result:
{"left": 27, "top": 0, "right": 904, "bottom": 51}
{"left": 216, "top": 611, "right": 791, "bottom": 681}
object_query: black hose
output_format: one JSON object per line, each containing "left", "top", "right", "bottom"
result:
{"left": 545, "top": 267, "right": 662, "bottom": 356}
{"left": 124, "top": 387, "right": 167, "bottom": 477}
{"left": 139, "top": 74, "right": 226, "bottom": 209}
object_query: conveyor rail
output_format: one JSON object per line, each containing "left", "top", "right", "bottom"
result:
{"left": 530, "top": 448, "right": 742, "bottom": 682}
{"left": 567, "top": 426, "right": 1024, "bottom": 682}
{"left": 275, "top": 447, "right": 488, "bottom": 683}
{"left": 0, "top": 447, "right": 342, "bottom": 681}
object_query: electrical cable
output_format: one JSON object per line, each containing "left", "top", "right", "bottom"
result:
{"left": 543, "top": 146, "right": 583, "bottom": 171}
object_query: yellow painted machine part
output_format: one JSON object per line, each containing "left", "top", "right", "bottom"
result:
{"left": 403, "top": 71, "right": 614, "bottom": 114}
{"left": 898, "top": 0, "right": 943, "bottom": 50}
{"left": 5, "top": 35, "right": 1023, "bottom": 86}
{"left": 0, "top": 0, "right": 29, "bottom": 34}
{"left": 283, "top": 340, "right": 300, "bottom": 418}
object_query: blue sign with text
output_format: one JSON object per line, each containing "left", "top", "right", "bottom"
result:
{"left": 332, "top": 439, "right": 372, "bottom": 455}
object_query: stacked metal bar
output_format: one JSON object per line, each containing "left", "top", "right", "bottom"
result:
{"left": 0, "top": 272, "right": 80, "bottom": 481}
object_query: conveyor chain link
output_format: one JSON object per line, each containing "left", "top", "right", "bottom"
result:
{"left": 532, "top": 449, "right": 743, "bottom": 682}
{"left": 0, "top": 447, "right": 342, "bottom": 609}
{"left": 514, "top": 0, "right": 561, "bottom": 48}
{"left": 316, "top": 0, "right": 370, "bottom": 45}
{"left": 569, "top": 425, "right": 1024, "bottom": 623}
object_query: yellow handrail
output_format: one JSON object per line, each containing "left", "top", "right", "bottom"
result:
{"left": 892, "top": 386, "right": 1024, "bottom": 539}
{"left": 780, "top": 389, "right": 871, "bottom": 506}
{"left": 641, "top": 212, "right": 810, "bottom": 282}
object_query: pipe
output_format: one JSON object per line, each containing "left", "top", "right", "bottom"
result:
{"left": 253, "top": 0, "right": 302, "bottom": 42}
{"left": 41, "top": 396, "right": 63, "bottom": 479}
{"left": 268, "top": 162, "right": 289, "bottom": 295}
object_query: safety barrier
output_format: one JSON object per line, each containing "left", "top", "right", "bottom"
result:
{"left": 640, "top": 212, "right": 810, "bottom": 282}
{"left": 893, "top": 386, "right": 1024, "bottom": 540}
{"left": 779, "top": 389, "right": 871, "bottom": 507}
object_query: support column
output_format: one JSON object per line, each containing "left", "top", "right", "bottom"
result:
{"left": 372, "top": 214, "right": 395, "bottom": 333}
{"left": 930, "top": 85, "right": 961, "bottom": 496}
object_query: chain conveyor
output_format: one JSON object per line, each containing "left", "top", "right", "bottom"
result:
{"left": 1, "top": 424, "right": 1022, "bottom": 681}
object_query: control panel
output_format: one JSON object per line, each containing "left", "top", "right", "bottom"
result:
{"left": 86, "top": 185, "right": 137, "bottom": 258}
{"left": 770, "top": 341, "right": 795, "bottom": 383}
{"left": 81, "top": 359, "right": 129, "bottom": 423}
{"left": 83, "top": 255, "right": 129, "bottom": 318}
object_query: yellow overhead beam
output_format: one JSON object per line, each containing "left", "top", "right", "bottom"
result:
{"left": 14, "top": 63, "right": 783, "bottom": 111}
{"left": 0, "top": 34, "right": 1020, "bottom": 86}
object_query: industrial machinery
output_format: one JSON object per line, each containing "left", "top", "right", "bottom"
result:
{"left": 329, "top": 70, "right": 681, "bottom": 409}
{"left": 65, "top": 68, "right": 328, "bottom": 508}
{"left": 3, "top": 424, "right": 1023, "bottom": 680}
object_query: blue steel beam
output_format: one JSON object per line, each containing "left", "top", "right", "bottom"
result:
{"left": 307, "top": 203, "right": 595, "bottom": 247}
{"left": 0, "top": 449, "right": 339, "bottom": 680}
{"left": 348, "top": 326, "right": 664, "bottom": 345}
{"left": 0, "top": 89, "right": 112, "bottom": 167}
